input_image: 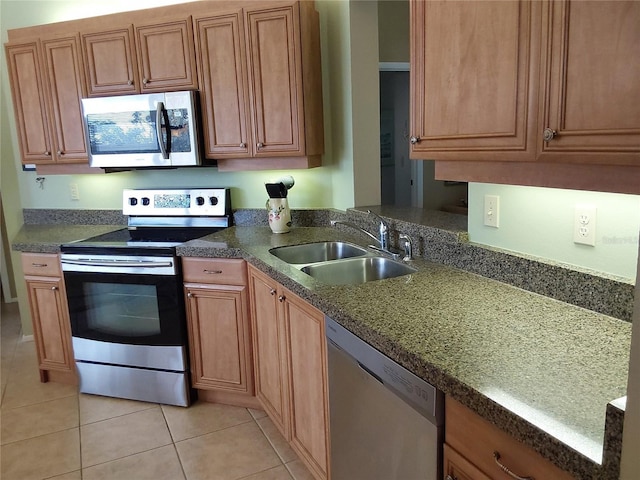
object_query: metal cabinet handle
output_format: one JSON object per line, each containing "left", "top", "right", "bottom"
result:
{"left": 187, "top": 292, "right": 193, "bottom": 298}
{"left": 493, "top": 452, "right": 534, "bottom": 480}
{"left": 57, "top": 150, "right": 63, "bottom": 155}
{"left": 44, "top": 151, "right": 51, "bottom": 156}
{"left": 142, "top": 78, "right": 149, "bottom": 85}
{"left": 278, "top": 295, "right": 285, "bottom": 303}
{"left": 410, "top": 136, "right": 420, "bottom": 145}
{"left": 203, "top": 269, "right": 223, "bottom": 275}
{"left": 51, "top": 286, "right": 58, "bottom": 291}
{"left": 257, "top": 142, "right": 264, "bottom": 149}
{"left": 239, "top": 142, "right": 247, "bottom": 148}
{"left": 31, "top": 263, "right": 48, "bottom": 268}
{"left": 543, "top": 128, "right": 557, "bottom": 142}
{"left": 446, "top": 476, "right": 457, "bottom": 480}
{"left": 127, "top": 79, "right": 133, "bottom": 86}
{"left": 269, "top": 289, "right": 276, "bottom": 296}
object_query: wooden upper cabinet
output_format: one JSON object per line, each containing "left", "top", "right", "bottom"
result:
{"left": 410, "top": 0, "right": 540, "bottom": 162}
{"left": 40, "top": 35, "right": 88, "bottom": 163}
{"left": 5, "top": 36, "right": 87, "bottom": 165}
{"left": 245, "top": 4, "right": 305, "bottom": 157}
{"left": 539, "top": 1, "right": 640, "bottom": 165}
{"left": 81, "top": 26, "right": 138, "bottom": 96}
{"left": 81, "top": 17, "right": 197, "bottom": 96}
{"left": 194, "top": 11, "right": 251, "bottom": 158}
{"left": 5, "top": 42, "right": 52, "bottom": 164}
{"left": 135, "top": 18, "right": 198, "bottom": 93}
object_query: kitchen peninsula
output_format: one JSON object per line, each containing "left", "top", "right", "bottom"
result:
{"left": 12, "top": 207, "right": 632, "bottom": 480}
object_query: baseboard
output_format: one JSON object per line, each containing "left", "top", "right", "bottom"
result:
{"left": 21, "top": 334, "right": 34, "bottom": 342}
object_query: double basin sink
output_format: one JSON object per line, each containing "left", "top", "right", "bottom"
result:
{"left": 269, "top": 241, "right": 417, "bottom": 285}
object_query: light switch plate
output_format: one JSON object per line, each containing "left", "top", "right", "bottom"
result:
{"left": 484, "top": 195, "right": 500, "bottom": 228}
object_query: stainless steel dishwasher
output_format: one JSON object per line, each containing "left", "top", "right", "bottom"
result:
{"left": 326, "top": 316, "right": 444, "bottom": 480}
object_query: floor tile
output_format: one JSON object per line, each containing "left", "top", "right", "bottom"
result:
{"left": 1, "top": 394, "right": 78, "bottom": 444}
{"left": 249, "top": 407, "right": 269, "bottom": 420}
{"left": 82, "top": 444, "right": 186, "bottom": 480}
{"left": 80, "top": 407, "right": 172, "bottom": 467}
{"left": 257, "top": 416, "right": 297, "bottom": 463}
{"left": 79, "top": 393, "right": 156, "bottom": 425}
{"left": 176, "top": 421, "right": 281, "bottom": 480}
{"left": 0, "top": 427, "right": 80, "bottom": 480}
{"left": 162, "top": 400, "right": 252, "bottom": 442}
{"left": 285, "top": 460, "right": 316, "bottom": 480}
{"left": 47, "top": 471, "right": 82, "bottom": 480}
{"left": 240, "top": 465, "right": 293, "bottom": 480}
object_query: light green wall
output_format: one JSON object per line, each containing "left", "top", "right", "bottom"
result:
{"left": 377, "top": 0, "right": 409, "bottom": 63}
{"left": 468, "top": 183, "right": 640, "bottom": 281}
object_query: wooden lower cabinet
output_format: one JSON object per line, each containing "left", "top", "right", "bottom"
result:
{"left": 445, "top": 397, "right": 574, "bottom": 480}
{"left": 248, "top": 264, "right": 330, "bottom": 480}
{"left": 182, "top": 258, "right": 255, "bottom": 406}
{"left": 21, "top": 253, "right": 76, "bottom": 384}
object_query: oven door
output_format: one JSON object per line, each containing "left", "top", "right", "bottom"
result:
{"left": 64, "top": 270, "right": 185, "bottom": 346}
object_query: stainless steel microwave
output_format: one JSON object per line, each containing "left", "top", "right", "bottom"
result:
{"left": 81, "top": 91, "right": 200, "bottom": 168}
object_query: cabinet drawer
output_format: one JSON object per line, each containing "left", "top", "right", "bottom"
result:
{"left": 182, "top": 258, "right": 247, "bottom": 285}
{"left": 445, "top": 397, "right": 574, "bottom": 480}
{"left": 22, "top": 253, "right": 62, "bottom": 277}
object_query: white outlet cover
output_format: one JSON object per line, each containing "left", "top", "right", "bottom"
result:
{"left": 573, "top": 204, "right": 596, "bottom": 246}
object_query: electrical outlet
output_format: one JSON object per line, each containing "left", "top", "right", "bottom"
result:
{"left": 484, "top": 195, "right": 500, "bottom": 228}
{"left": 69, "top": 183, "right": 80, "bottom": 201}
{"left": 573, "top": 204, "right": 596, "bottom": 246}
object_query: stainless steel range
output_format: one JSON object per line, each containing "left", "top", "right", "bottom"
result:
{"left": 60, "top": 188, "right": 231, "bottom": 407}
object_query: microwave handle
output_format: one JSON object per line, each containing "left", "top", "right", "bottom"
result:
{"left": 155, "top": 102, "right": 171, "bottom": 159}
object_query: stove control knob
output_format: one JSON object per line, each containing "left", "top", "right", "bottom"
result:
{"left": 142, "top": 197, "right": 150, "bottom": 206}
{"left": 196, "top": 196, "right": 205, "bottom": 206}
{"left": 209, "top": 196, "right": 219, "bottom": 206}
{"left": 129, "top": 197, "right": 138, "bottom": 206}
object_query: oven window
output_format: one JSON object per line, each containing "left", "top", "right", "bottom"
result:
{"left": 84, "top": 282, "right": 161, "bottom": 337}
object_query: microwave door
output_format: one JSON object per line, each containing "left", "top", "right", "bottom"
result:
{"left": 156, "top": 102, "right": 171, "bottom": 160}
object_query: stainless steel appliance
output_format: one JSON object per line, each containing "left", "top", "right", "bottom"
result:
{"left": 61, "top": 188, "right": 231, "bottom": 406}
{"left": 81, "top": 91, "right": 200, "bottom": 168}
{"left": 325, "top": 316, "right": 444, "bottom": 480}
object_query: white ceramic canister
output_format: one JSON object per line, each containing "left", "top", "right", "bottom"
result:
{"left": 266, "top": 198, "right": 291, "bottom": 233}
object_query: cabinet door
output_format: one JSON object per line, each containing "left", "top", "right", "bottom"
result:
{"left": 282, "top": 288, "right": 329, "bottom": 480}
{"left": 248, "top": 266, "right": 290, "bottom": 438}
{"left": 25, "top": 277, "right": 75, "bottom": 374}
{"left": 443, "top": 444, "right": 492, "bottom": 480}
{"left": 410, "top": 1, "right": 540, "bottom": 161}
{"left": 195, "top": 12, "right": 252, "bottom": 158}
{"left": 40, "top": 35, "right": 88, "bottom": 163}
{"left": 81, "top": 26, "right": 139, "bottom": 96}
{"left": 5, "top": 42, "right": 53, "bottom": 164}
{"left": 135, "top": 18, "right": 198, "bottom": 93}
{"left": 245, "top": 4, "right": 305, "bottom": 157}
{"left": 540, "top": 1, "right": 640, "bottom": 165}
{"left": 184, "top": 284, "right": 252, "bottom": 394}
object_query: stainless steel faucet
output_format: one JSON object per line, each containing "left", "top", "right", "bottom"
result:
{"left": 330, "top": 211, "right": 404, "bottom": 260}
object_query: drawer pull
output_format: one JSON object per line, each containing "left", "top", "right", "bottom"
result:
{"left": 203, "top": 269, "right": 223, "bottom": 275}
{"left": 32, "top": 263, "right": 48, "bottom": 268}
{"left": 493, "top": 452, "right": 534, "bottom": 480}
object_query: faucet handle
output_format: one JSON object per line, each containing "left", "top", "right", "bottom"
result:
{"left": 399, "top": 234, "right": 413, "bottom": 261}
{"left": 366, "top": 210, "right": 388, "bottom": 229}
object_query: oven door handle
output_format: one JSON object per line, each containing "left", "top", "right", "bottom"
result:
{"left": 61, "top": 259, "right": 174, "bottom": 268}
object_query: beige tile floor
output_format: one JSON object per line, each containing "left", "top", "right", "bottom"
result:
{"left": 1, "top": 301, "right": 314, "bottom": 480}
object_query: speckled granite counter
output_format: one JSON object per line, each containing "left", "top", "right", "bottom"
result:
{"left": 178, "top": 226, "right": 631, "bottom": 480}
{"left": 11, "top": 224, "right": 125, "bottom": 253}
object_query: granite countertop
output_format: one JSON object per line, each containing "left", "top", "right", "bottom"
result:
{"left": 11, "top": 224, "right": 125, "bottom": 253}
{"left": 178, "top": 226, "right": 631, "bottom": 480}
{"left": 12, "top": 221, "right": 632, "bottom": 479}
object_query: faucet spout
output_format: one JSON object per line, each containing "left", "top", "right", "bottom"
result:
{"left": 330, "top": 220, "right": 381, "bottom": 247}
